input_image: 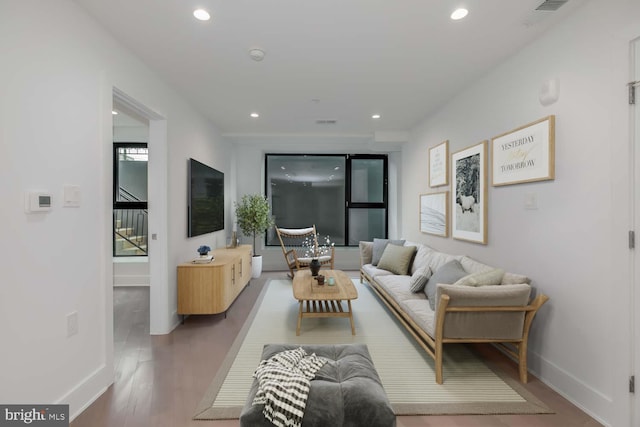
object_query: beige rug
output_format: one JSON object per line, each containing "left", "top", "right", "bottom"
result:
{"left": 194, "top": 278, "right": 551, "bottom": 419}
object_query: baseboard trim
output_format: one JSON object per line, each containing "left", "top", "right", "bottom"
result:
{"left": 496, "top": 346, "right": 612, "bottom": 426}
{"left": 113, "top": 274, "right": 150, "bottom": 286}
{"left": 58, "top": 364, "right": 113, "bottom": 422}
{"left": 170, "top": 310, "right": 181, "bottom": 333}
{"left": 528, "top": 351, "right": 611, "bottom": 426}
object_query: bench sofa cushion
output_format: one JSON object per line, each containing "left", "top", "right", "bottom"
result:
{"left": 424, "top": 260, "right": 468, "bottom": 310}
{"left": 401, "top": 299, "right": 436, "bottom": 336}
{"left": 359, "top": 241, "right": 374, "bottom": 265}
{"left": 407, "top": 243, "right": 432, "bottom": 275}
{"left": 377, "top": 244, "right": 416, "bottom": 275}
{"left": 372, "top": 238, "right": 405, "bottom": 265}
{"left": 240, "top": 344, "right": 396, "bottom": 427}
{"left": 376, "top": 275, "right": 426, "bottom": 307}
{"left": 436, "top": 283, "right": 531, "bottom": 339}
{"left": 362, "top": 264, "right": 394, "bottom": 280}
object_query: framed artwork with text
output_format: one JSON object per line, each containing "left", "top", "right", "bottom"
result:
{"left": 429, "top": 140, "right": 449, "bottom": 187}
{"left": 491, "top": 115, "right": 555, "bottom": 186}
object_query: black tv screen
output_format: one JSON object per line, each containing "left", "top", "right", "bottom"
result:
{"left": 188, "top": 158, "right": 224, "bottom": 237}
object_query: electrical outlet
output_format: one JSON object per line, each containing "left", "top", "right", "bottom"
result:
{"left": 67, "top": 311, "right": 78, "bottom": 337}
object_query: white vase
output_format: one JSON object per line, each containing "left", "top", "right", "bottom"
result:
{"left": 252, "top": 255, "right": 263, "bottom": 278}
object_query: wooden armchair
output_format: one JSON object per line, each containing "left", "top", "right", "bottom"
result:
{"left": 276, "top": 225, "right": 335, "bottom": 277}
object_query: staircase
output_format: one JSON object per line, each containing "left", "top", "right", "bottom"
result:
{"left": 114, "top": 209, "right": 148, "bottom": 257}
{"left": 114, "top": 220, "right": 147, "bottom": 256}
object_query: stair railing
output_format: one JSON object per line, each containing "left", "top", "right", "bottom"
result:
{"left": 113, "top": 188, "right": 148, "bottom": 256}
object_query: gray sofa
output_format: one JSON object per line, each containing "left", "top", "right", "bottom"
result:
{"left": 359, "top": 239, "right": 548, "bottom": 384}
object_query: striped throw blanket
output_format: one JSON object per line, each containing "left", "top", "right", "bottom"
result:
{"left": 252, "top": 347, "right": 327, "bottom": 427}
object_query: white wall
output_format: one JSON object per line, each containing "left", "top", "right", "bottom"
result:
{"left": 401, "top": 1, "right": 640, "bottom": 425}
{"left": 232, "top": 136, "right": 401, "bottom": 271}
{"left": 0, "top": 0, "right": 235, "bottom": 419}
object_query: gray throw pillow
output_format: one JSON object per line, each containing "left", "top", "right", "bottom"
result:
{"left": 377, "top": 244, "right": 417, "bottom": 275}
{"left": 424, "top": 260, "right": 468, "bottom": 311}
{"left": 409, "top": 266, "right": 432, "bottom": 293}
{"left": 371, "top": 238, "right": 406, "bottom": 266}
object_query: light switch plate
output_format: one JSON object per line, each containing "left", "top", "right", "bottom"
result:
{"left": 64, "top": 185, "right": 81, "bottom": 207}
{"left": 524, "top": 193, "right": 538, "bottom": 210}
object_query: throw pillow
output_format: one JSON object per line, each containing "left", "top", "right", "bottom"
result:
{"left": 377, "top": 244, "right": 417, "bottom": 275}
{"left": 371, "top": 238, "right": 406, "bottom": 266}
{"left": 453, "top": 268, "right": 505, "bottom": 287}
{"left": 409, "top": 266, "right": 432, "bottom": 293}
{"left": 424, "top": 260, "right": 468, "bottom": 311}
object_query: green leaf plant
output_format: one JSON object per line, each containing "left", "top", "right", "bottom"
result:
{"left": 234, "top": 194, "right": 275, "bottom": 257}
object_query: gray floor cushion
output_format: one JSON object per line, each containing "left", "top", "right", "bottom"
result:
{"left": 240, "top": 343, "right": 396, "bottom": 427}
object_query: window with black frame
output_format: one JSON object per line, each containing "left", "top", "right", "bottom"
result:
{"left": 113, "top": 143, "right": 148, "bottom": 256}
{"left": 265, "top": 154, "right": 387, "bottom": 247}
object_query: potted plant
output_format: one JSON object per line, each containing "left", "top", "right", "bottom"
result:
{"left": 197, "top": 245, "right": 211, "bottom": 257}
{"left": 234, "top": 194, "right": 275, "bottom": 278}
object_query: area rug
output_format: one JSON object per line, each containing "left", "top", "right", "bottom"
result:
{"left": 193, "top": 278, "right": 551, "bottom": 419}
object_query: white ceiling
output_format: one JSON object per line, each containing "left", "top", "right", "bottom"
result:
{"left": 74, "top": 0, "right": 586, "bottom": 137}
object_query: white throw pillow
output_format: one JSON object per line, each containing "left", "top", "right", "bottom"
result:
{"left": 409, "top": 266, "right": 432, "bottom": 292}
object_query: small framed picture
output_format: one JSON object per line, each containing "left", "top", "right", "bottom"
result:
{"left": 452, "top": 141, "right": 488, "bottom": 244}
{"left": 420, "top": 192, "right": 449, "bottom": 237}
{"left": 491, "top": 115, "right": 555, "bottom": 186}
{"left": 429, "top": 140, "right": 449, "bottom": 187}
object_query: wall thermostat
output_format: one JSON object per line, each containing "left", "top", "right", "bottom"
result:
{"left": 539, "top": 78, "right": 559, "bottom": 106}
{"left": 25, "top": 192, "right": 52, "bottom": 213}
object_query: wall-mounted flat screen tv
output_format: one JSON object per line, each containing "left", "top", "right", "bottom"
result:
{"left": 188, "top": 158, "right": 224, "bottom": 237}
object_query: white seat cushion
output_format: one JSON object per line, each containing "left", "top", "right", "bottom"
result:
{"left": 362, "top": 264, "right": 394, "bottom": 279}
{"left": 376, "top": 275, "right": 426, "bottom": 306}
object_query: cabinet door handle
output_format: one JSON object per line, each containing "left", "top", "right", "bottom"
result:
{"left": 232, "top": 264, "right": 236, "bottom": 284}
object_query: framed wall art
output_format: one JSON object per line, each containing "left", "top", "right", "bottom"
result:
{"left": 452, "top": 141, "right": 487, "bottom": 244}
{"left": 419, "top": 192, "right": 449, "bottom": 237}
{"left": 491, "top": 115, "right": 555, "bottom": 186}
{"left": 429, "top": 140, "right": 449, "bottom": 187}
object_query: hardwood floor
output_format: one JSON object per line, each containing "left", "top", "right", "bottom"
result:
{"left": 72, "top": 272, "right": 602, "bottom": 427}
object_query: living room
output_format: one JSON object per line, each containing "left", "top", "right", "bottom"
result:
{"left": 1, "top": 0, "right": 639, "bottom": 426}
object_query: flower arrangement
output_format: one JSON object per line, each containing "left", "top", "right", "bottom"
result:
{"left": 197, "top": 245, "right": 211, "bottom": 256}
{"left": 302, "top": 234, "right": 334, "bottom": 259}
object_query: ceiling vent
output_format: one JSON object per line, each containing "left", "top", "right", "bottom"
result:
{"left": 535, "top": 0, "right": 568, "bottom": 11}
{"left": 315, "top": 119, "right": 337, "bottom": 125}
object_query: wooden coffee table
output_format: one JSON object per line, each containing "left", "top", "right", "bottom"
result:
{"left": 292, "top": 269, "right": 358, "bottom": 335}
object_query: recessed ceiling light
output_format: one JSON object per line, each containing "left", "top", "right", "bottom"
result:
{"left": 112, "top": 111, "right": 118, "bottom": 115}
{"left": 372, "top": 114, "right": 381, "bottom": 119}
{"left": 193, "top": 9, "right": 211, "bottom": 21}
{"left": 280, "top": 166, "right": 286, "bottom": 170}
{"left": 334, "top": 166, "right": 340, "bottom": 170}
{"left": 451, "top": 8, "right": 468, "bottom": 20}
{"left": 250, "top": 112, "right": 260, "bottom": 118}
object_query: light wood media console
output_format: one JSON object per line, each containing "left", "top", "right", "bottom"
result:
{"left": 177, "top": 244, "right": 252, "bottom": 319}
